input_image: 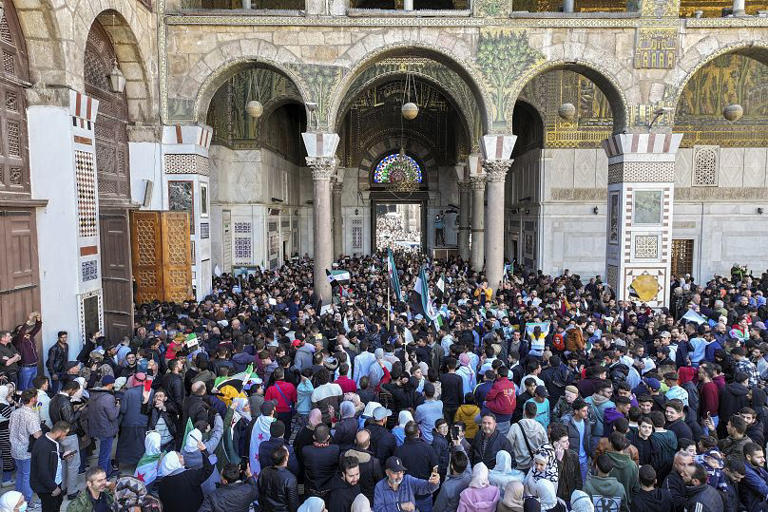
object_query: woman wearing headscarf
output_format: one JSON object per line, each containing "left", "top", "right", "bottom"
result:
{"left": 134, "top": 431, "right": 164, "bottom": 493}
{"left": 297, "top": 496, "right": 326, "bottom": 512}
{"left": 497, "top": 481, "right": 525, "bottom": 512}
{"left": 457, "top": 463, "right": 501, "bottom": 512}
{"left": 294, "top": 408, "right": 322, "bottom": 483}
{"left": 358, "top": 401, "right": 382, "bottom": 431}
{"left": 183, "top": 415, "right": 223, "bottom": 495}
{"left": 0, "top": 384, "right": 16, "bottom": 486}
{"left": 489, "top": 451, "right": 525, "bottom": 498}
{"left": 116, "top": 372, "right": 151, "bottom": 466}
{"left": 157, "top": 443, "right": 214, "bottom": 512}
{"left": 217, "top": 397, "right": 251, "bottom": 469}
{"left": 332, "top": 401, "right": 357, "bottom": 451}
{"left": 456, "top": 353, "right": 477, "bottom": 396}
{"left": 533, "top": 479, "right": 564, "bottom": 512}
{"left": 391, "top": 410, "right": 413, "bottom": 447}
{"left": 0, "top": 491, "right": 25, "bottom": 512}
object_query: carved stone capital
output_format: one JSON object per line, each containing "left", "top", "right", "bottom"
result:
{"left": 458, "top": 181, "right": 472, "bottom": 193}
{"left": 306, "top": 157, "right": 336, "bottom": 181}
{"left": 470, "top": 175, "right": 486, "bottom": 191}
{"left": 483, "top": 159, "right": 512, "bottom": 182}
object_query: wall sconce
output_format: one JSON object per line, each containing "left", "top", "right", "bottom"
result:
{"left": 593, "top": 206, "right": 599, "bottom": 215}
{"left": 108, "top": 59, "right": 126, "bottom": 93}
{"left": 759, "top": 207, "right": 764, "bottom": 215}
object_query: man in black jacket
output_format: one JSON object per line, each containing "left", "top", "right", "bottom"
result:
{"left": 684, "top": 463, "right": 725, "bottom": 512}
{"left": 327, "top": 456, "right": 362, "bottom": 512}
{"left": 367, "top": 407, "right": 397, "bottom": 462}
{"left": 662, "top": 451, "right": 694, "bottom": 512}
{"left": 46, "top": 331, "right": 68, "bottom": 394}
{"left": 30, "top": 421, "right": 73, "bottom": 512}
{"left": 199, "top": 463, "right": 259, "bottom": 512}
{"left": 48, "top": 381, "right": 81, "bottom": 499}
{"left": 396, "top": 421, "right": 439, "bottom": 512}
{"left": 471, "top": 413, "right": 513, "bottom": 469}
{"left": 257, "top": 446, "right": 299, "bottom": 512}
{"left": 302, "top": 424, "right": 340, "bottom": 498}
{"left": 161, "top": 359, "right": 185, "bottom": 414}
{"left": 341, "top": 430, "right": 383, "bottom": 504}
{"left": 440, "top": 357, "right": 464, "bottom": 423}
{"left": 630, "top": 465, "right": 672, "bottom": 512}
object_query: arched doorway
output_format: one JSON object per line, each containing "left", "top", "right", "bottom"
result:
{"left": 0, "top": 0, "right": 40, "bottom": 327}
{"left": 84, "top": 17, "right": 133, "bottom": 340}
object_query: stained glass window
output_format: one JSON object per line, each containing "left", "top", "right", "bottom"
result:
{"left": 373, "top": 153, "right": 423, "bottom": 184}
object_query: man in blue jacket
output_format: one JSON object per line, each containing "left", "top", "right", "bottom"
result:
{"left": 373, "top": 456, "right": 439, "bottom": 512}
{"left": 741, "top": 442, "right": 768, "bottom": 512}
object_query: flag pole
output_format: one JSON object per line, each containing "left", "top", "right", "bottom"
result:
{"left": 387, "top": 269, "right": 391, "bottom": 332}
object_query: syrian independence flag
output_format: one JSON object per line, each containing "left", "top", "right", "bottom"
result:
{"left": 435, "top": 274, "right": 445, "bottom": 298}
{"left": 411, "top": 266, "right": 438, "bottom": 321}
{"left": 326, "top": 269, "right": 351, "bottom": 285}
{"left": 387, "top": 249, "right": 402, "bottom": 302}
{"left": 134, "top": 446, "right": 164, "bottom": 485}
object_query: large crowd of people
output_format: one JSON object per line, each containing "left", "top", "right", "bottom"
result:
{"left": 1, "top": 252, "right": 768, "bottom": 512}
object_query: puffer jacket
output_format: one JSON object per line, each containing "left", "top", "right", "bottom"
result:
{"left": 199, "top": 477, "right": 260, "bottom": 512}
{"left": 257, "top": 465, "right": 299, "bottom": 512}
{"left": 86, "top": 389, "right": 120, "bottom": 439}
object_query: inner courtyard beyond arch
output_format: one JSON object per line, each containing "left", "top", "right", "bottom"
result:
{"left": 0, "top": 0, "right": 765, "bottom": 355}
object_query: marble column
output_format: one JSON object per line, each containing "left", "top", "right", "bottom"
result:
{"left": 470, "top": 175, "right": 486, "bottom": 272}
{"left": 307, "top": 157, "right": 335, "bottom": 305}
{"left": 332, "top": 180, "right": 343, "bottom": 258}
{"left": 302, "top": 132, "right": 340, "bottom": 306}
{"left": 458, "top": 181, "right": 471, "bottom": 261}
{"left": 484, "top": 159, "right": 512, "bottom": 292}
{"left": 602, "top": 132, "right": 682, "bottom": 308}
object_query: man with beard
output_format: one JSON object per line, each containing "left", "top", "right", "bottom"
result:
{"left": 341, "top": 430, "right": 383, "bottom": 504}
{"left": 327, "top": 456, "right": 362, "bottom": 512}
{"left": 373, "top": 456, "right": 439, "bottom": 512}
{"left": 684, "top": 463, "right": 724, "bottom": 512}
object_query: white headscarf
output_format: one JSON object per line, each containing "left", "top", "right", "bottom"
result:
{"left": 361, "top": 401, "right": 382, "bottom": 418}
{"left": 184, "top": 428, "right": 203, "bottom": 452}
{"left": 158, "top": 452, "right": 184, "bottom": 477}
{"left": 469, "top": 462, "right": 490, "bottom": 488}
{"left": 397, "top": 410, "right": 413, "bottom": 429}
{"left": 536, "top": 479, "right": 557, "bottom": 511}
{"left": 232, "top": 397, "right": 251, "bottom": 423}
{"left": 351, "top": 494, "right": 371, "bottom": 512}
{"left": 0, "top": 491, "right": 23, "bottom": 512}
{"left": 297, "top": 496, "right": 325, "bottom": 512}
{"left": 144, "top": 431, "right": 162, "bottom": 457}
{"left": 0, "top": 385, "right": 10, "bottom": 406}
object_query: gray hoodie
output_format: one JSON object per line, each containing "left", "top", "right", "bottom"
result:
{"left": 506, "top": 418, "right": 547, "bottom": 470}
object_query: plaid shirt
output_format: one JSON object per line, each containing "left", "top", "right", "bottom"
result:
{"left": 735, "top": 359, "right": 760, "bottom": 388}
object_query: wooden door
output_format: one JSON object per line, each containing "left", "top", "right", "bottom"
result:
{"left": 671, "top": 239, "right": 694, "bottom": 278}
{"left": 99, "top": 209, "right": 132, "bottom": 340}
{"left": 161, "top": 212, "right": 191, "bottom": 302}
{"left": 0, "top": 209, "right": 39, "bottom": 328}
{"left": 130, "top": 211, "right": 163, "bottom": 305}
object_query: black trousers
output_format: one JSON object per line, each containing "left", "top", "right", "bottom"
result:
{"left": 39, "top": 491, "right": 63, "bottom": 512}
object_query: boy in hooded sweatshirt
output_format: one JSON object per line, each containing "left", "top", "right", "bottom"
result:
{"left": 606, "top": 432, "right": 639, "bottom": 506}
{"left": 584, "top": 454, "right": 628, "bottom": 512}
{"left": 630, "top": 465, "right": 672, "bottom": 512}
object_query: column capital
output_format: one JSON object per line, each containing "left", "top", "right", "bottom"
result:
{"left": 458, "top": 181, "right": 472, "bottom": 193}
{"left": 602, "top": 132, "right": 682, "bottom": 163}
{"left": 302, "top": 132, "right": 340, "bottom": 159}
{"left": 480, "top": 134, "right": 517, "bottom": 161}
{"left": 483, "top": 159, "right": 513, "bottom": 182}
{"left": 306, "top": 157, "right": 337, "bottom": 181}
{"left": 470, "top": 175, "right": 486, "bottom": 190}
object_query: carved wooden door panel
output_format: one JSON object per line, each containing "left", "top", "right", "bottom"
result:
{"left": 130, "top": 211, "right": 162, "bottom": 305}
{"left": 161, "top": 212, "right": 192, "bottom": 303}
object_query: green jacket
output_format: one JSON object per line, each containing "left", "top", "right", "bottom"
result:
{"left": 607, "top": 451, "right": 639, "bottom": 506}
{"left": 584, "top": 474, "right": 628, "bottom": 512}
{"left": 66, "top": 491, "right": 115, "bottom": 512}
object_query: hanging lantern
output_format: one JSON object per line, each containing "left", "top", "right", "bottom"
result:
{"left": 108, "top": 59, "right": 126, "bottom": 94}
{"left": 246, "top": 100, "right": 263, "bottom": 119}
{"left": 401, "top": 102, "right": 418, "bottom": 120}
{"left": 558, "top": 102, "right": 576, "bottom": 121}
{"left": 723, "top": 104, "right": 743, "bottom": 122}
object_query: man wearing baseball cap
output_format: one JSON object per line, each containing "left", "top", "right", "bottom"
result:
{"left": 373, "top": 456, "right": 439, "bottom": 512}
{"left": 368, "top": 406, "right": 397, "bottom": 462}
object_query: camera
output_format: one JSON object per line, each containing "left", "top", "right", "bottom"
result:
{"left": 450, "top": 425, "right": 461, "bottom": 441}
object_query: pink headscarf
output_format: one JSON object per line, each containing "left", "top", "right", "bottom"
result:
{"left": 308, "top": 408, "right": 323, "bottom": 428}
